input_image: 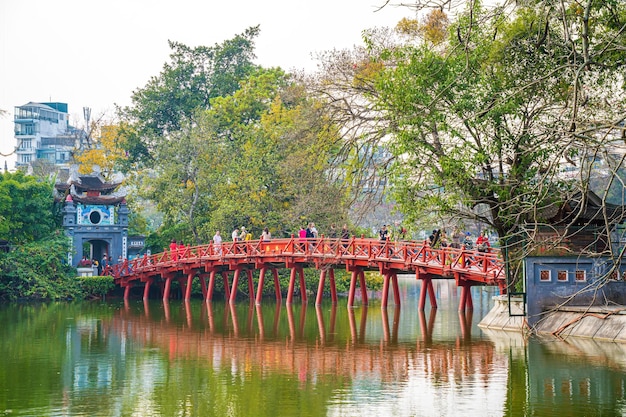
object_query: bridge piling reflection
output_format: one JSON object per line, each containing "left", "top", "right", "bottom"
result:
{"left": 108, "top": 298, "right": 502, "bottom": 390}
{"left": 419, "top": 308, "right": 438, "bottom": 344}
{"left": 381, "top": 307, "right": 401, "bottom": 343}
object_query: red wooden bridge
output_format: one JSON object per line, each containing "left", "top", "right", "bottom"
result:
{"left": 112, "top": 236, "right": 506, "bottom": 311}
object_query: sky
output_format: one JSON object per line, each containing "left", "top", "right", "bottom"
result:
{"left": 0, "top": 0, "right": 412, "bottom": 170}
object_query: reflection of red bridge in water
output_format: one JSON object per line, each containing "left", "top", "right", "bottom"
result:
{"left": 110, "top": 300, "right": 498, "bottom": 384}
{"left": 112, "top": 237, "right": 506, "bottom": 311}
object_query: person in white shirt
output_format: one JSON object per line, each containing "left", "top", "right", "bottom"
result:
{"left": 213, "top": 231, "right": 222, "bottom": 255}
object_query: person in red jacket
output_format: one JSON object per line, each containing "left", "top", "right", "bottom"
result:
{"left": 169, "top": 239, "right": 178, "bottom": 261}
{"left": 476, "top": 231, "right": 491, "bottom": 252}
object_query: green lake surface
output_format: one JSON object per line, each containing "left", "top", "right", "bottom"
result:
{"left": 1, "top": 280, "right": 625, "bottom": 416}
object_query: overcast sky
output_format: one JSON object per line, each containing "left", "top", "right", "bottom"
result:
{"left": 0, "top": 0, "right": 412, "bottom": 169}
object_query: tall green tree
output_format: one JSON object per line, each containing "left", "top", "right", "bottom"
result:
{"left": 380, "top": 1, "right": 625, "bottom": 238}
{"left": 207, "top": 72, "right": 348, "bottom": 238}
{"left": 312, "top": 1, "right": 626, "bottom": 280}
{"left": 139, "top": 68, "right": 349, "bottom": 243}
{"left": 0, "top": 171, "right": 58, "bottom": 244}
{"left": 119, "top": 26, "right": 261, "bottom": 167}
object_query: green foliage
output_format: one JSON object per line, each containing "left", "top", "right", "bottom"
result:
{"left": 366, "top": 1, "right": 626, "bottom": 241}
{"left": 120, "top": 27, "right": 261, "bottom": 166}
{"left": 78, "top": 276, "right": 115, "bottom": 298}
{"left": 128, "top": 65, "right": 350, "bottom": 245}
{"left": 0, "top": 233, "right": 82, "bottom": 301}
{"left": 0, "top": 171, "right": 58, "bottom": 244}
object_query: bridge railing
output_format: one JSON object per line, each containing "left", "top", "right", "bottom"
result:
{"left": 110, "top": 236, "right": 504, "bottom": 284}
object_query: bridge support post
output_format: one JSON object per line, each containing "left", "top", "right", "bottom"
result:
{"left": 143, "top": 279, "right": 151, "bottom": 300}
{"left": 418, "top": 276, "right": 437, "bottom": 311}
{"left": 392, "top": 273, "right": 401, "bottom": 307}
{"left": 123, "top": 283, "right": 132, "bottom": 300}
{"left": 458, "top": 282, "right": 474, "bottom": 312}
{"left": 329, "top": 268, "right": 338, "bottom": 305}
{"left": 247, "top": 269, "right": 255, "bottom": 302}
{"left": 272, "top": 268, "right": 282, "bottom": 302}
{"left": 255, "top": 267, "right": 266, "bottom": 305}
{"left": 358, "top": 270, "right": 368, "bottom": 306}
{"left": 316, "top": 269, "right": 326, "bottom": 306}
{"left": 347, "top": 270, "right": 358, "bottom": 307}
{"left": 287, "top": 267, "right": 297, "bottom": 305}
{"left": 163, "top": 275, "right": 172, "bottom": 302}
{"left": 382, "top": 273, "right": 390, "bottom": 308}
{"left": 199, "top": 273, "right": 208, "bottom": 300}
{"left": 222, "top": 271, "right": 231, "bottom": 301}
{"left": 206, "top": 271, "right": 216, "bottom": 302}
{"left": 298, "top": 267, "right": 307, "bottom": 302}
{"left": 184, "top": 272, "right": 194, "bottom": 301}
{"left": 229, "top": 269, "right": 241, "bottom": 304}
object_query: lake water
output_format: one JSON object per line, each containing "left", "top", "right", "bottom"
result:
{"left": 1, "top": 279, "right": 625, "bottom": 416}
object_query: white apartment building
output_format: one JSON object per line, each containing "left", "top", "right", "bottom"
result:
{"left": 14, "top": 102, "right": 86, "bottom": 170}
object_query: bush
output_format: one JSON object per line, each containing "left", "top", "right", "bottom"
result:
{"left": 78, "top": 276, "right": 115, "bottom": 299}
{"left": 0, "top": 233, "right": 82, "bottom": 301}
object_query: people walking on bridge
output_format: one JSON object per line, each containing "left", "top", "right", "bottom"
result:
{"left": 394, "top": 222, "right": 407, "bottom": 240}
{"left": 379, "top": 225, "right": 389, "bottom": 241}
{"left": 169, "top": 239, "right": 178, "bottom": 261}
{"left": 476, "top": 231, "right": 491, "bottom": 252}
{"left": 439, "top": 230, "right": 449, "bottom": 247}
{"left": 340, "top": 224, "right": 350, "bottom": 252}
{"left": 299, "top": 226, "right": 307, "bottom": 252}
{"left": 429, "top": 229, "right": 441, "bottom": 248}
{"left": 177, "top": 240, "right": 185, "bottom": 259}
{"left": 213, "top": 231, "right": 222, "bottom": 255}
{"left": 462, "top": 232, "right": 473, "bottom": 249}
{"left": 232, "top": 227, "right": 239, "bottom": 242}
{"left": 261, "top": 227, "right": 271, "bottom": 241}
{"left": 341, "top": 224, "right": 350, "bottom": 241}
{"left": 329, "top": 223, "right": 337, "bottom": 238}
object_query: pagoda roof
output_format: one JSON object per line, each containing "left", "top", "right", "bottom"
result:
{"left": 55, "top": 175, "right": 122, "bottom": 192}
{"left": 70, "top": 195, "right": 126, "bottom": 205}
{"left": 54, "top": 166, "right": 127, "bottom": 203}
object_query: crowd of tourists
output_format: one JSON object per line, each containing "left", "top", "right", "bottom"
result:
{"left": 425, "top": 228, "right": 492, "bottom": 252}
{"left": 160, "top": 223, "right": 495, "bottom": 261}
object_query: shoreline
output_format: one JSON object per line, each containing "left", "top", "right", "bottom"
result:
{"left": 478, "top": 295, "right": 626, "bottom": 343}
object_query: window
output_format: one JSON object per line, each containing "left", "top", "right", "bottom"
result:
{"left": 540, "top": 270, "right": 551, "bottom": 282}
{"left": 557, "top": 270, "right": 568, "bottom": 282}
{"left": 19, "top": 139, "right": 32, "bottom": 150}
{"left": 575, "top": 270, "right": 586, "bottom": 282}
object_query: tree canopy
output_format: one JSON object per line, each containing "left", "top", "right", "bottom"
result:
{"left": 119, "top": 26, "right": 261, "bottom": 167}
{"left": 0, "top": 171, "right": 58, "bottom": 244}
{"left": 312, "top": 0, "right": 626, "bottom": 238}
{"left": 118, "top": 31, "right": 351, "bottom": 248}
